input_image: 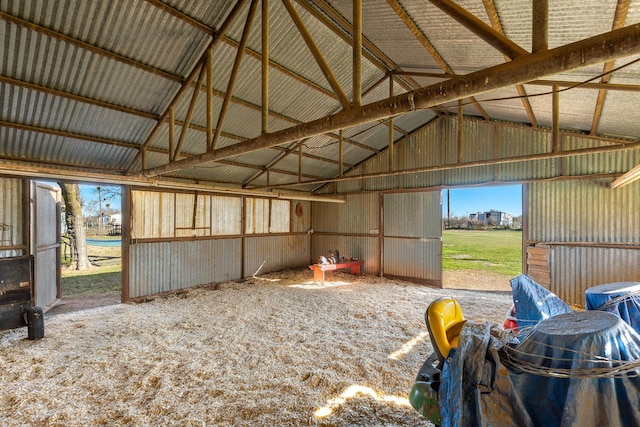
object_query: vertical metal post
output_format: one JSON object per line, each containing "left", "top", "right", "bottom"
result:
{"left": 169, "top": 106, "right": 175, "bottom": 161}
{"left": 206, "top": 49, "right": 213, "bottom": 150}
{"left": 353, "top": 0, "right": 362, "bottom": 108}
{"left": 298, "top": 142, "right": 302, "bottom": 182}
{"left": 339, "top": 129, "right": 344, "bottom": 176}
{"left": 388, "top": 75, "right": 394, "bottom": 171}
{"left": 121, "top": 185, "right": 130, "bottom": 303}
{"left": 457, "top": 100, "right": 464, "bottom": 164}
{"left": 552, "top": 83, "right": 559, "bottom": 152}
{"left": 262, "top": 0, "right": 269, "bottom": 134}
{"left": 532, "top": 0, "right": 548, "bottom": 53}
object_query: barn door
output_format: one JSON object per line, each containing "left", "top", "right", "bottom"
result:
{"left": 382, "top": 191, "right": 442, "bottom": 286}
{"left": 32, "top": 182, "right": 61, "bottom": 309}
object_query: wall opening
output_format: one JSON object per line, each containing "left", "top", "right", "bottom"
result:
{"left": 54, "top": 183, "right": 122, "bottom": 314}
{"left": 441, "top": 185, "right": 523, "bottom": 292}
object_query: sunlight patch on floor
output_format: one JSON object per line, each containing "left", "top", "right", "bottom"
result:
{"left": 313, "top": 384, "right": 411, "bottom": 418}
{"left": 388, "top": 331, "right": 429, "bottom": 360}
{"left": 289, "top": 280, "right": 354, "bottom": 290}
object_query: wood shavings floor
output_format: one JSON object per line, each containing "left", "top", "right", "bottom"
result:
{"left": 0, "top": 269, "right": 512, "bottom": 426}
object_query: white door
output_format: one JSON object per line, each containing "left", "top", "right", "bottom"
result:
{"left": 33, "top": 182, "right": 61, "bottom": 309}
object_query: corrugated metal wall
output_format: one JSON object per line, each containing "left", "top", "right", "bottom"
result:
{"left": 128, "top": 188, "right": 310, "bottom": 299}
{"left": 129, "top": 239, "right": 242, "bottom": 298}
{"left": 0, "top": 177, "right": 24, "bottom": 258}
{"left": 312, "top": 193, "right": 380, "bottom": 274}
{"left": 383, "top": 192, "right": 442, "bottom": 284}
{"left": 528, "top": 179, "right": 640, "bottom": 306}
{"left": 311, "top": 191, "right": 443, "bottom": 283}
{"left": 313, "top": 116, "right": 640, "bottom": 296}
{"left": 312, "top": 234, "right": 379, "bottom": 275}
{"left": 244, "top": 235, "right": 310, "bottom": 277}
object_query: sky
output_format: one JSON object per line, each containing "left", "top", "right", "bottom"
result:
{"left": 79, "top": 184, "right": 122, "bottom": 216}
{"left": 442, "top": 185, "right": 522, "bottom": 218}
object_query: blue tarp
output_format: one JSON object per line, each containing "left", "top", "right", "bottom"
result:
{"left": 437, "top": 275, "right": 640, "bottom": 426}
{"left": 586, "top": 282, "right": 640, "bottom": 335}
{"left": 510, "top": 274, "right": 572, "bottom": 331}
{"left": 439, "top": 313, "right": 640, "bottom": 427}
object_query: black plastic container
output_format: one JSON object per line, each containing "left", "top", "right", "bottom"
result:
{"left": 26, "top": 306, "right": 44, "bottom": 340}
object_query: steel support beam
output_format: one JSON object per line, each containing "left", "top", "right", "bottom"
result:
{"left": 353, "top": 0, "right": 362, "bottom": 108}
{"left": 141, "top": 22, "right": 640, "bottom": 178}
{"left": 482, "top": 0, "right": 538, "bottom": 127}
{"left": 282, "top": 0, "right": 350, "bottom": 109}
{"left": 127, "top": 0, "right": 249, "bottom": 172}
{"left": 262, "top": 0, "right": 270, "bottom": 134}
{"left": 532, "top": 0, "right": 548, "bottom": 53}
{"left": 591, "top": 0, "right": 629, "bottom": 135}
{"left": 212, "top": 0, "right": 259, "bottom": 150}
{"left": 387, "top": 0, "right": 489, "bottom": 120}
{"left": 429, "top": 0, "right": 527, "bottom": 59}
{"left": 255, "top": 139, "right": 640, "bottom": 190}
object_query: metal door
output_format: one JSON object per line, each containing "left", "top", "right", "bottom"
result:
{"left": 32, "top": 182, "right": 61, "bottom": 309}
{"left": 383, "top": 191, "right": 442, "bottom": 286}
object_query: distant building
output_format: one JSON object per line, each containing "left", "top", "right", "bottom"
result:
{"left": 469, "top": 210, "right": 513, "bottom": 227}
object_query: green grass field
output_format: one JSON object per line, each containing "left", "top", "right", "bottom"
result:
{"left": 61, "top": 236, "right": 122, "bottom": 297}
{"left": 443, "top": 229, "right": 522, "bottom": 277}
{"left": 61, "top": 264, "right": 121, "bottom": 297}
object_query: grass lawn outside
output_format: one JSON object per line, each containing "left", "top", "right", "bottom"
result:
{"left": 61, "top": 236, "right": 122, "bottom": 297}
{"left": 443, "top": 229, "right": 522, "bottom": 277}
{"left": 61, "top": 264, "right": 121, "bottom": 297}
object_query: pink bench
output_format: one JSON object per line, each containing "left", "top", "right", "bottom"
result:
{"left": 309, "top": 260, "right": 364, "bottom": 285}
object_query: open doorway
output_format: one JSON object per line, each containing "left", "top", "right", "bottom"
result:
{"left": 50, "top": 183, "right": 122, "bottom": 315}
{"left": 441, "top": 185, "right": 523, "bottom": 292}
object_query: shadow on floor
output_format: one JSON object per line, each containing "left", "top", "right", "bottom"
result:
{"left": 45, "top": 293, "right": 121, "bottom": 317}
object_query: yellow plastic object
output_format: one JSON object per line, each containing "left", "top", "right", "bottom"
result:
{"left": 426, "top": 297, "right": 466, "bottom": 364}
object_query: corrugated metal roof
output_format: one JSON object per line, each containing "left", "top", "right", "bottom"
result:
{"left": 1, "top": 0, "right": 640, "bottom": 193}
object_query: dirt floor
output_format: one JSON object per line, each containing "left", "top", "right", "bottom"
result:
{"left": 45, "top": 292, "right": 121, "bottom": 317}
{"left": 2, "top": 269, "right": 514, "bottom": 426}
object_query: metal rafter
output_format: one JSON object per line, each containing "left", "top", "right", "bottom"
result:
{"left": 591, "top": 0, "right": 630, "bottom": 135}
{"left": 0, "top": 11, "right": 183, "bottom": 83}
{"left": 140, "top": 22, "right": 640, "bottom": 177}
{"left": 292, "top": 0, "right": 420, "bottom": 139}
{"left": 386, "top": 0, "right": 490, "bottom": 120}
{"left": 127, "top": 0, "right": 250, "bottom": 173}
{"left": 532, "top": 0, "right": 548, "bottom": 53}
{"left": 221, "top": 37, "right": 336, "bottom": 99}
{"left": 212, "top": 0, "right": 259, "bottom": 150}
{"left": 0, "top": 76, "right": 158, "bottom": 121}
{"left": 173, "top": 62, "right": 206, "bottom": 161}
{"left": 430, "top": 0, "right": 528, "bottom": 59}
{"left": 143, "top": 0, "right": 215, "bottom": 35}
{"left": 482, "top": 0, "right": 538, "bottom": 127}
{"left": 248, "top": 117, "right": 640, "bottom": 190}
{"left": 282, "top": 0, "right": 350, "bottom": 109}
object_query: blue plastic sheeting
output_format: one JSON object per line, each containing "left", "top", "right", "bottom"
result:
{"left": 439, "top": 322, "right": 535, "bottom": 427}
{"left": 439, "top": 312, "right": 640, "bottom": 427}
{"left": 586, "top": 282, "right": 640, "bottom": 334}
{"left": 510, "top": 274, "right": 572, "bottom": 330}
